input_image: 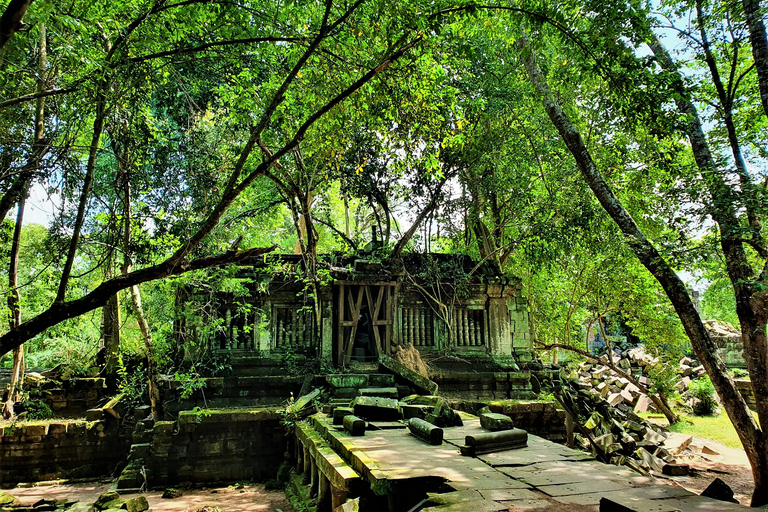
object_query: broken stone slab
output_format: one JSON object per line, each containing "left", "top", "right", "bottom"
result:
{"left": 343, "top": 415, "right": 366, "bottom": 436}
{"left": 643, "top": 428, "right": 667, "bottom": 445}
{"left": 423, "top": 490, "right": 507, "bottom": 512}
{"left": 664, "top": 435, "right": 693, "bottom": 454}
{"left": 400, "top": 394, "right": 441, "bottom": 406}
{"left": 633, "top": 394, "right": 650, "bottom": 413}
{"left": 379, "top": 354, "right": 438, "bottom": 395}
{"left": 333, "top": 406, "right": 355, "bottom": 425}
{"left": 287, "top": 388, "right": 322, "bottom": 416}
{"left": 701, "top": 477, "right": 739, "bottom": 503}
{"left": 408, "top": 417, "right": 443, "bottom": 445}
{"left": 479, "top": 413, "right": 514, "bottom": 431}
{"left": 634, "top": 448, "right": 664, "bottom": 472}
{"left": 352, "top": 396, "right": 402, "bottom": 421}
{"left": 425, "top": 398, "right": 462, "bottom": 427}
{"left": 326, "top": 374, "right": 369, "bottom": 389}
{"left": 594, "top": 433, "right": 616, "bottom": 451}
{"left": 607, "top": 393, "right": 624, "bottom": 406}
{"left": 701, "top": 445, "right": 720, "bottom": 456}
{"left": 598, "top": 495, "right": 682, "bottom": 512}
{"left": 462, "top": 428, "right": 528, "bottom": 456}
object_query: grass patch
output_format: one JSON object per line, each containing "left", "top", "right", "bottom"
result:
{"left": 639, "top": 410, "right": 760, "bottom": 450}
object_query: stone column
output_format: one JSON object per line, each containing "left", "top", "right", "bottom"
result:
{"left": 302, "top": 446, "right": 311, "bottom": 485}
{"left": 331, "top": 486, "right": 349, "bottom": 510}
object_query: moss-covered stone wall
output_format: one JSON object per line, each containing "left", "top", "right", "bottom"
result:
{"left": 119, "top": 408, "right": 286, "bottom": 489}
{"left": 0, "top": 419, "right": 127, "bottom": 484}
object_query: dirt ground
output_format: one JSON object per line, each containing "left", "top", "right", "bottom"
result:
{"left": 8, "top": 482, "right": 294, "bottom": 512}
{"left": 659, "top": 431, "right": 754, "bottom": 505}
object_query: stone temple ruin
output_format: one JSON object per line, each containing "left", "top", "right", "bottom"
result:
{"left": 175, "top": 253, "right": 535, "bottom": 371}
{"left": 0, "top": 253, "right": 754, "bottom": 512}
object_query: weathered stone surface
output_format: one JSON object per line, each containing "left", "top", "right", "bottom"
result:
{"left": 351, "top": 396, "right": 401, "bottom": 421}
{"left": 358, "top": 387, "right": 398, "bottom": 399}
{"left": 122, "top": 496, "right": 149, "bottom": 512}
{"left": 634, "top": 448, "right": 664, "bottom": 472}
{"left": 633, "top": 394, "right": 649, "bottom": 413}
{"left": 326, "top": 374, "right": 368, "bottom": 389}
{"left": 400, "top": 404, "right": 431, "bottom": 419}
{"left": 401, "top": 395, "right": 441, "bottom": 406}
{"left": 408, "top": 418, "right": 443, "bottom": 445}
{"left": 464, "top": 428, "right": 528, "bottom": 455}
{"left": 342, "top": 415, "right": 366, "bottom": 436}
{"left": 94, "top": 492, "right": 120, "bottom": 510}
{"left": 479, "top": 413, "right": 514, "bottom": 431}
{"left": 378, "top": 355, "right": 438, "bottom": 395}
{"left": 100, "top": 500, "right": 125, "bottom": 511}
{"left": 332, "top": 407, "right": 355, "bottom": 425}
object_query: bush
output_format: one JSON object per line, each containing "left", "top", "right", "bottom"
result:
{"left": 690, "top": 376, "right": 717, "bottom": 415}
{"left": 22, "top": 399, "right": 53, "bottom": 420}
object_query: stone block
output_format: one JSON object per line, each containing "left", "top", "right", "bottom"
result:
{"left": 408, "top": 418, "right": 443, "bottom": 445}
{"left": 129, "top": 443, "right": 151, "bottom": 460}
{"left": 358, "top": 387, "right": 399, "bottom": 399}
{"left": 480, "top": 413, "right": 514, "bottom": 431}
{"left": 47, "top": 423, "right": 68, "bottom": 435}
{"left": 342, "top": 415, "right": 366, "bottom": 436}
{"left": 22, "top": 424, "right": 47, "bottom": 437}
{"left": 352, "top": 396, "right": 401, "bottom": 421}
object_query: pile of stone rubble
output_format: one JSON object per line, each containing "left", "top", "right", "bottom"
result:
{"left": 572, "top": 346, "right": 710, "bottom": 414}
{"left": 561, "top": 380, "right": 692, "bottom": 476}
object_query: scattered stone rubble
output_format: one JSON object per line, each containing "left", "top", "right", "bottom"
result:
{"left": 0, "top": 490, "right": 149, "bottom": 512}
{"left": 557, "top": 378, "right": 688, "bottom": 477}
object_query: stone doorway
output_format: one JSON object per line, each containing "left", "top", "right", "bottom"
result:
{"left": 335, "top": 282, "right": 395, "bottom": 365}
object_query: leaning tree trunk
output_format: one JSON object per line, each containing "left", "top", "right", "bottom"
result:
{"left": 518, "top": 29, "right": 765, "bottom": 505}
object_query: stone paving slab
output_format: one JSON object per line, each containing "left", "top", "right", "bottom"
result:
{"left": 537, "top": 478, "right": 632, "bottom": 497}
{"left": 476, "top": 488, "right": 544, "bottom": 501}
{"left": 303, "top": 413, "right": 750, "bottom": 510}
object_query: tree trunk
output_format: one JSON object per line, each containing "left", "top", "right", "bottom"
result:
{"left": 390, "top": 179, "right": 447, "bottom": 260}
{"left": 741, "top": 0, "right": 768, "bottom": 119}
{"left": 100, "top": 289, "right": 120, "bottom": 378}
{"left": 3, "top": 195, "right": 26, "bottom": 419}
{"left": 55, "top": 82, "right": 107, "bottom": 303}
{"left": 116, "top": 139, "right": 163, "bottom": 420}
{"left": 519, "top": 29, "right": 764, "bottom": 505}
{"left": 0, "top": 0, "right": 34, "bottom": 51}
